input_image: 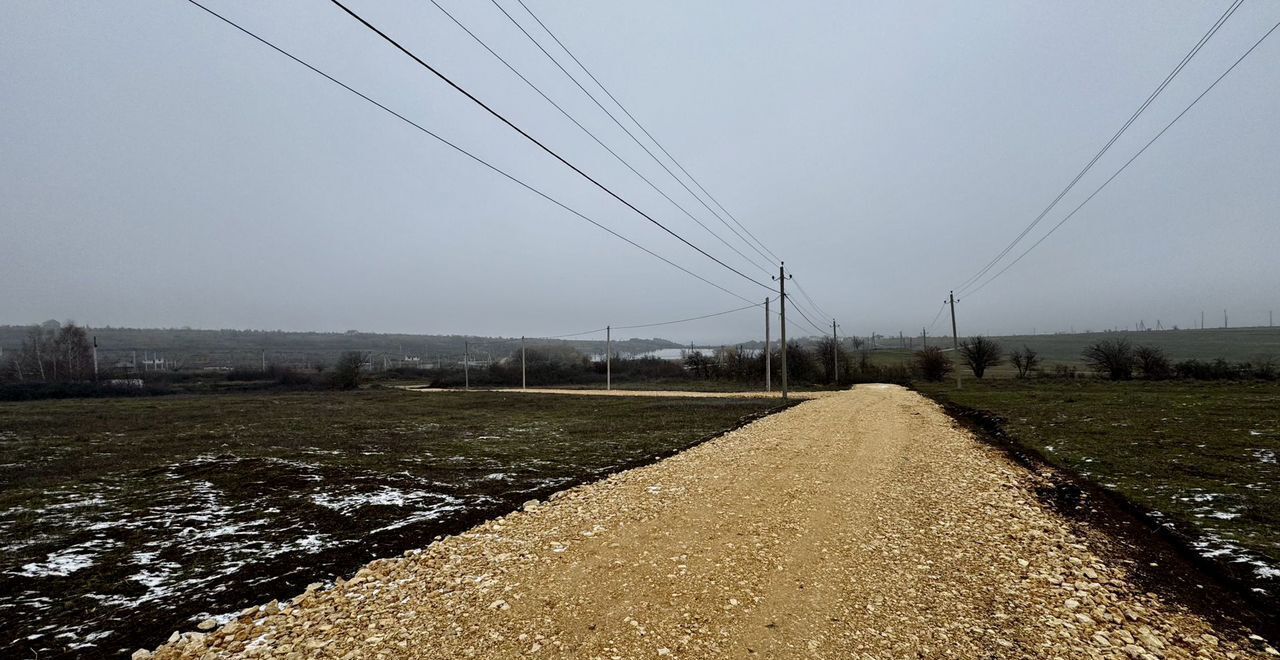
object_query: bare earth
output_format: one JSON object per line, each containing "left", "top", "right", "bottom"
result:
{"left": 145, "top": 385, "right": 1274, "bottom": 659}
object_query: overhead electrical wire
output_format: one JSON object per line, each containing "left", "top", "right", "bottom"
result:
{"left": 183, "top": 0, "right": 756, "bottom": 306}
{"left": 425, "top": 0, "right": 772, "bottom": 279}
{"left": 926, "top": 301, "right": 948, "bottom": 332}
{"left": 613, "top": 298, "right": 773, "bottom": 330}
{"left": 489, "top": 0, "right": 779, "bottom": 270}
{"left": 790, "top": 276, "right": 834, "bottom": 323}
{"left": 326, "top": 0, "right": 774, "bottom": 293}
{"left": 954, "top": 0, "right": 1245, "bottom": 296}
{"left": 963, "top": 14, "right": 1280, "bottom": 299}
{"left": 510, "top": 0, "right": 782, "bottom": 267}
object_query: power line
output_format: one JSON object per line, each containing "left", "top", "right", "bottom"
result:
{"left": 926, "top": 301, "right": 948, "bottom": 332}
{"left": 955, "top": 0, "right": 1244, "bottom": 295}
{"left": 614, "top": 298, "right": 772, "bottom": 330}
{"left": 326, "top": 1, "right": 773, "bottom": 293}
{"left": 425, "top": 0, "right": 771, "bottom": 279}
{"left": 183, "top": 0, "right": 756, "bottom": 306}
{"left": 790, "top": 276, "right": 834, "bottom": 323}
{"left": 964, "top": 14, "right": 1280, "bottom": 299}
{"left": 491, "top": 0, "right": 779, "bottom": 270}
{"left": 786, "top": 295, "right": 829, "bottom": 336}
{"left": 511, "top": 0, "right": 782, "bottom": 267}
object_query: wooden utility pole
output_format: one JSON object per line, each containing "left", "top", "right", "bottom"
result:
{"left": 950, "top": 291, "right": 961, "bottom": 389}
{"left": 774, "top": 263, "right": 790, "bottom": 399}
{"left": 922, "top": 327, "right": 927, "bottom": 348}
{"left": 521, "top": 336, "right": 526, "bottom": 390}
{"left": 464, "top": 341, "right": 470, "bottom": 391}
{"left": 832, "top": 319, "right": 840, "bottom": 386}
{"left": 92, "top": 336, "right": 99, "bottom": 382}
{"left": 764, "top": 298, "right": 771, "bottom": 392}
{"left": 606, "top": 326, "right": 611, "bottom": 391}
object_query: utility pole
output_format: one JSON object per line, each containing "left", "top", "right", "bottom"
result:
{"left": 922, "top": 327, "right": 927, "bottom": 348}
{"left": 606, "top": 326, "right": 611, "bottom": 391}
{"left": 832, "top": 319, "right": 840, "bottom": 386}
{"left": 464, "top": 341, "right": 470, "bottom": 391}
{"left": 949, "top": 291, "right": 961, "bottom": 389}
{"left": 1224, "top": 309, "right": 1228, "bottom": 329}
{"left": 773, "top": 263, "right": 791, "bottom": 399}
{"left": 899, "top": 331, "right": 904, "bottom": 349}
{"left": 92, "top": 336, "right": 99, "bottom": 382}
{"left": 1201, "top": 310, "right": 1205, "bottom": 330}
{"left": 521, "top": 336, "right": 526, "bottom": 390}
{"left": 764, "top": 298, "right": 771, "bottom": 392}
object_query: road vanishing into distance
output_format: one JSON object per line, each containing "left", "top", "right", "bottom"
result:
{"left": 145, "top": 386, "right": 1272, "bottom": 659}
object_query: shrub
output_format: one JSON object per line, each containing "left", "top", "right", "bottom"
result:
{"left": 330, "top": 351, "right": 365, "bottom": 390}
{"left": 959, "top": 336, "right": 1002, "bottom": 379}
{"left": 1134, "top": 345, "right": 1172, "bottom": 380}
{"left": 912, "top": 347, "right": 953, "bottom": 382}
{"left": 1009, "top": 346, "right": 1040, "bottom": 378}
{"left": 1083, "top": 338, "right": 1135, "bottom": 380}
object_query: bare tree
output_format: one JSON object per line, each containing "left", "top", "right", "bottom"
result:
{"left": 10, "top": 322, "right": 93, "bottom": 382}
{"left": 959, "top": 336, "right": 1003, "bottom": 379}
{"left": 331, "top": 351, "right": 365, "bottom": 389}
{"left": 1009, "top": 345, "right": 1040, "bottom": 378}
{"left": 1135, "top": 345, "right": 1172, "bottom": 380}
{"left": 1083, "top": 338, "right": 1135, "bottom": 380}
{"left": 912, "top": 347, "right": 953, "bottom": 382}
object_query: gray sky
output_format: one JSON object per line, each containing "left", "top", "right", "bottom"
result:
{"left": 3, "top": 1, "right": 1277, "bottom": 343}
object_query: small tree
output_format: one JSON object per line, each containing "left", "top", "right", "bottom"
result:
{"left": 331, "top": 351, "right": 365, "bottom": 390}
{"left": 912, "top": 346, "right": 953, "bottom": 382}
{"left": 1083, "top": 338, "right": 1135, "bottom": 380}
{"left": 1134, "top": 345, "right": 1172, "bottom": 380}
{"left": 1009, "top": 345, "right": 1040, "bottom": 378}
{"left": 959, "top": 336, "right": 1002, "bottom": 379}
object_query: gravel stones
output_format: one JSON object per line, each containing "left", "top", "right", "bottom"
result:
{"left": 146, "top": 386, "right": 1272, "bottom": 659}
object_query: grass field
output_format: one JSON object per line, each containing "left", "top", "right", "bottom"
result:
{"left": 916, "top": 379, "right": 1279, "bottom": 599}
{"left": 0, "top": 389, "right": 789, "bottom": 659}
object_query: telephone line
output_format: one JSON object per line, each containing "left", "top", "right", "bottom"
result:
{"left": 327, "top": 1, "right": 772, "bottom": 293}
{"left": 426, "top": 0, "right": 771, "bottom": 279}
{"left": 184, "top": 0, "right": 756, "bottom": 306}
{"left": 492, "top": 0, "right": 779, "bottom": 269}
{"left": 955, "top": 0, "right": 1244, "bottom": 295}
{"left": 963, "top": 14, "right": 1280, "bottom": 299}
{"left": 511, "top": 0, "right": 781, "bottom": 266}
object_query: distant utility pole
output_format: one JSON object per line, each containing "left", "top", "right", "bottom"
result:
{"left": 464, "top": 341, "right": 470, "bottom": 391}
{"left": 521, "top": 336, "right": 526, "bottom": 390}
{"left": 922, "top": 327, "right": 927, "bottom": 348}
{"left": 764, "top": 298, "right": 771, "bottom": 393}
{"left": 1201, "top": 310, "right": 1205, "bottom": 330}
{"left": 832, "top": 319, "right": 840, "bottom": 386}
{"left": 1224, "top": 309, "right": 1228, "bottom": 329}
{"left": 949, "top": 291, "right": 961, "bottom": 389}
{"left": 899, "top": 331, "right": 904, "bottom": 349}
{"left": 605, "top": 326, "right": 612, "bottom": 391}
{"left": 773, "top": 263, "right": 791, "bottom": 400}
{"left": 92, "top": 336, "right": 99, "bottom": 382}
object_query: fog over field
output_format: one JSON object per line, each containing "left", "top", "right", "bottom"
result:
{"left": 2, "top": 1, "right": 1278, "bottom": 340}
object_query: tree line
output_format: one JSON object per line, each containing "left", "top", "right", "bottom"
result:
{"left": 911, "top": 336, "right": 1278, "bottom": 382}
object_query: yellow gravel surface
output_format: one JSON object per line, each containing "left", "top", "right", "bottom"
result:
{"left": 144, "top": 385, "right": 1272, "bottom": 659}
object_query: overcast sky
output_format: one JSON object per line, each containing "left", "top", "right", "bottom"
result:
{"left": 3, "top": 1, "right": 1277, "bottom": 343}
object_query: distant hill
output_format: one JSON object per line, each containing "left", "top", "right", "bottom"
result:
{"left": 0, "top": 325, "right": 682, "bottom": 370}
{"left": 983, "top": 326, "right": 1280, "bottom": 364}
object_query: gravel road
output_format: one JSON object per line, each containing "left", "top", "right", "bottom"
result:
{"left": 143, "top": 385, "right": 1274, "bottom": 659}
